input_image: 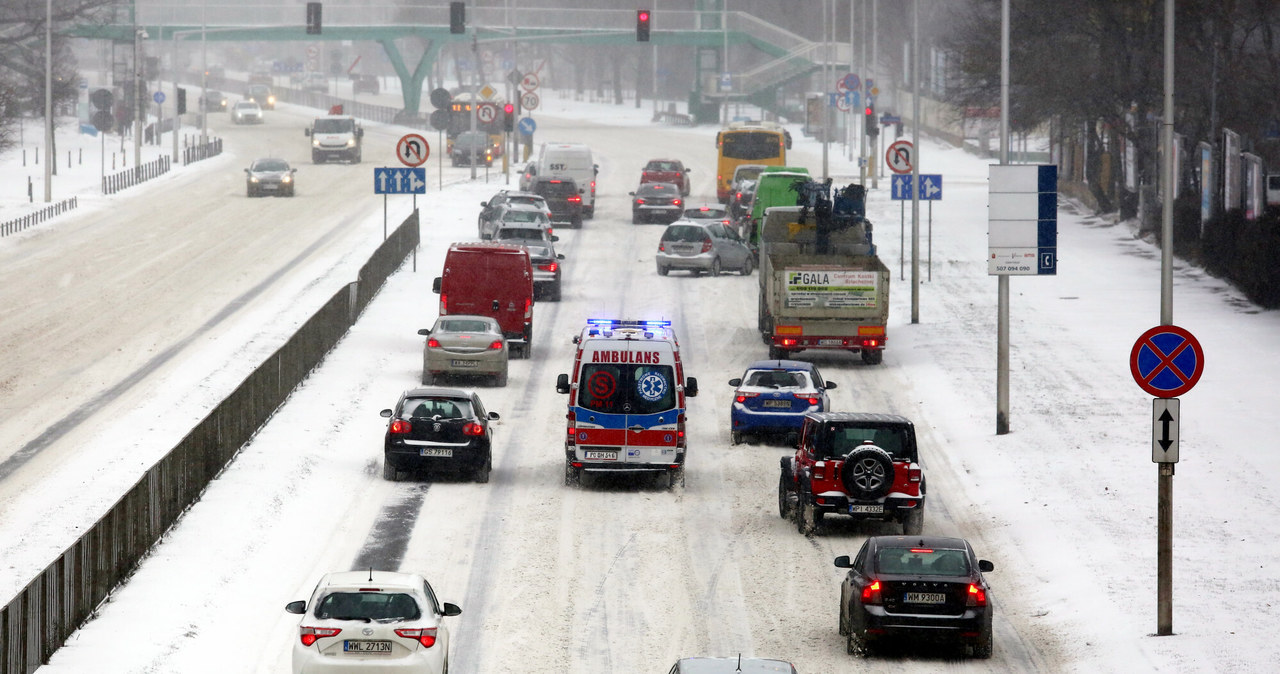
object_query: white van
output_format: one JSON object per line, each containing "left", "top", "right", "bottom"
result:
{"left": 555, "top": 319, "right": 699, "bottom": 488}
{"left": 536, "top": 143, "right": 598, "bottom": 218}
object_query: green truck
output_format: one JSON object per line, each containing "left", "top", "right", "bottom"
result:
{"left": 744, "top": 166, "right": 811, "bottom": 246}
{"left": 756, "top": 181, "right": 889, "bottom": 365}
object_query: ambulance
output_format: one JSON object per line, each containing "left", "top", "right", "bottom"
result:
{"left": 555, "top": 319, "right": 699, "bottom": 488}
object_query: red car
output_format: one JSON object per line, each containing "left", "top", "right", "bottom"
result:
{"left": 641, "top": 159, "right": 691, "bottom": 196}
{"left": 779, "top": 412, "right": 925, "bottom": 536}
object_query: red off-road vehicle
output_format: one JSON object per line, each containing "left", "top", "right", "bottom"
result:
{"left": 778, "top": 412, "right": 925, "bottom": 536}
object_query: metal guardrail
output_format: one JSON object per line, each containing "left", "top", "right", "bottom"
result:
{"left": 0, "top": 198, "right": 79, "bottom": 238}
{"left": 0, "top": 211, "right": 421, "bottom": 674}
{"left": 101, "top": 157, "right": 171, "bottom": 196}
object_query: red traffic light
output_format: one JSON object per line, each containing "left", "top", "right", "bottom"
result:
{"left": 639, "top": 10, "right": 649, "bottom": 21}
{"left": 864, "top": 106, "right": 873, "bottom": 115}
{"left": 504, "top": 103, "right": 514, "bottom": 114}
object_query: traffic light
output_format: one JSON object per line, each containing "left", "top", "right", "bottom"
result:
{"left": 865, "top": 103, "right": 879, "bottom": 137}
{"left": 504, "top": 103, "right": 515, "bottom": 131}
{"left": 306, "top": 2, "right": 321, "bottom": 35}
{"left": 177, "top": 87, "right": 187, "bottom": 115}
{"left": 450, "top": 2, "right": 466, "bottom": 34}
{"left": 636, "top": 9, "right": 651, "bottom": 42}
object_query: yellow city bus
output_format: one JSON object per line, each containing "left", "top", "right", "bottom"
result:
{"left": 447, "top": 92, "right": 504, "bottom": 158}
{"left": 715, "top": 121, "right": 792, "bottom": 202}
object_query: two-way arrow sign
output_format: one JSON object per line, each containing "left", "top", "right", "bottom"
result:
{"left": 1152, "top": 398, "right": 1180, "bottom": 463}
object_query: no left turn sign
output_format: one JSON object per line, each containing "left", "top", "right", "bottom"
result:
{"left": 476, "top": 102, "right": 498, "bottom": 124}
{"left": 396, "top": 133, "right": 429, "bottom": 167}
{"left": 886, "top": 140, "right": 914, "bottom": 174}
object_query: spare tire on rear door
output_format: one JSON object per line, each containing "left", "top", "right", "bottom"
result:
{"left": 840, "top": 444, "right": 895, "bottom": 500}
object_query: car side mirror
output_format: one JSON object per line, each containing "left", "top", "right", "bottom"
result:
{"left": 488, "top": 412, "right": 501, "bottom": 421}
{"left": 686, "top": 168, "right": 693, "bottom": 172}
{"left": 380, "top": 409, "right": 393, "bottom": 418}
{"left": 628, "top": 192, "right": 636, "bottom": 196}
{"left": 285, "top": 600, "right": 306, "bottom": 614}
{"left": 303, "top": 128, "right": 311, "bottom": 137}
{"left": 556, "top": 254, "right": 565, "bottom": 260}
{"left": 825, "top": 381, "right": 836, "bottom": 389}
{"left": 556, "top": 373, "right": 570, "bottom": 394}
{"left": 833, "top": 555, "right": 852, "bottom": 569}
{"left": 442, "top": 602, "right": 462, "bottom": 617}
{"left": 357, "top": 128, "right": 364, "bottom": 137}
{"left": 244, "top": 168, "right": 250, "bottom": 174}
{"left": 979, "top": 560, "right": 995, "bottom": 572}
{"left": 418, "top": 329, "right": 430, "bottom": 336}
{"left": 551, "top": 235, "right": 560, "bottom": 242}
{"left": 291, "top": 168, "right": 297, "bottom": 174}
{"left": 432, "top": 277, "right": 442, "bottom": 293}
{"left": 685, "top": 377, "right": 699, "bottom": 397}
{"left": 728, "top": 378, "right": 742, "bottom": 386}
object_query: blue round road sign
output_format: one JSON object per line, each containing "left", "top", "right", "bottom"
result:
{"left": 153, "top": 91, "right": 165, "bottom": 104}
{"left": 1130, "top": 325, "right": 1204, "bottom": 398}
{"left": 517, "top": 117, "right": 536, "bottom": 135}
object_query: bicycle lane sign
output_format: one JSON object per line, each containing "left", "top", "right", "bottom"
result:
{"left": 1129, "top": 325, "right": 1204, "bottom": 398}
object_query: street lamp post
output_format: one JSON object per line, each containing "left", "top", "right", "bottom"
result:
{"left": 44, "top": 0, "right": 53, "bottom": 201}
{"left": 134, "top": 27, "right": 146, "bottom": 169}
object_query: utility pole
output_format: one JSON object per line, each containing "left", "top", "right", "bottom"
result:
{"left": 134, "top": 26, "right": 145, "bottom": 169}
{"left": 43, "top": 0, "right": 53, "bottom": 201}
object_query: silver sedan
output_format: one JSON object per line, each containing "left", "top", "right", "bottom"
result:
{"left": 418, "top": 315, "right": 509, "bottom": 386}
{"left": 655, "top": 220, "right": 754, "bottom": 277}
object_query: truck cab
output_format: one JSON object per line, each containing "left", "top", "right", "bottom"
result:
{"left": 304, "top": 115, "right": 363, "bottom": 164}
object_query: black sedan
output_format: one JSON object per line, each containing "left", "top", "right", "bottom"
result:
{"left": 835, "top": 535, "right": 994, "bottom": 658}
{"left": 630, "top": 182, "right": 683, "bottom": 224}
{"left": 380, "top": 388, "right": 499, "bottom": 483}
{"left": 244, "top": 158, "right": 296, "bottom": 197}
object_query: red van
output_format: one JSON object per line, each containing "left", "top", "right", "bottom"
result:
{"left": 432, "top": 243, "right": 535, "bottom": 358}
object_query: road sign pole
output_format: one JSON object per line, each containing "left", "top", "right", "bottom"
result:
{"left": 928, "top": 200, "right": 933, "bottom": 282}
{"left": 899, "top": 199, "right": 905, "bottom": 281}
{"left": 1158, "top": 0, "right": 1177, "bottom": 638}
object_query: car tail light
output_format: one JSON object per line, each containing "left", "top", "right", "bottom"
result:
{"left": 861, "top": 580, "right": 882, "bottom": 605}
{"left": 390, "top": 419, "right": 412, "bottom": 434}
{"left": 813, "top": 460, "right": 826, "bottom": 481}
{"left": 676, "top": 413, "right": 687, "bottom": 448}
{"left": 908, "top": 464, "right": 922, "bottom": 483}
{"left": 734, "top": 391, "right": 758, "bottom": 403}
{"left": 440, "top": 293, "right": 448, "bottom": 314}
{"left": 635, "top": 198, "right": 646, "bottom": 204}
{"left": 794, "top": 394, "right": 820, "bottom": 405}
{"left": 673, "top": 198, "right": 683, "bottom": 207}
{"left": 780, "top": 338, "right": 799, "bottom": 347}
{"left": 462, "top": 422, "right": 484, "bottom": 436}
{"left": 395, "top": 627, "right": 438, "bottom": 648}
{"left": 488, "top": 340, "right": 503, "bottom": 350}
{"left": 568, "top": 195, "right": 581, "bottom": 203}
{"left": 863, "top": 338, "right": 880, "bottom": 348}
{"left": 658, "top": 241, "right": 667, "bottom": 253}
{"left": 300, "top": 626, "right": 341, "bottom": 646}
{"left": 967, "top": 583, "right": 987, "bottom": 607}
{"left": 700, "top": 239, "right": 712, "bottom": 253}
{"left": 428, "top": 338, "right": 441, "bottom": 348}
{"left": 524, "top": 297, "right": 532, "bottom": 317}
{"left": 735, "top": 191, "right": 742, "bottom": 200}
{"left": 566, "top": 410, "right": 576, "bottom": 446}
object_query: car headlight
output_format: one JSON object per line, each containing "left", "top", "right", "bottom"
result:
{"left": 249, "top": 176, "right": 259, "bottom": 183}
{"left": 268, "top": 96, "right": 276, "bottom": 105}
{"left": 312, "top": 139, "right": 320, "bottom": 147}
{"left": 346, "top": 138, "right": 356, "bottom": 147}
{"left": 281, "top": 175, "right": 292, "bottom": 183}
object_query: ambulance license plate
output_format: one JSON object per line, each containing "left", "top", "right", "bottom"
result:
{"left": 584, "top": 450, "right": 618, "bottom": 461}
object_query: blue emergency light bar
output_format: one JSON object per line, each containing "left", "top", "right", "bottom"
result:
{"left": 586, "top": 319, "right": 672, "bottom": 328}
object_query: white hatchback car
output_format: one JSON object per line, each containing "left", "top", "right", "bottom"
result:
{"left": 286, "top": 570, "right": 461, "bottom": 674}
{"left": 231, "top": 100, "right": 263, "bottom": 124}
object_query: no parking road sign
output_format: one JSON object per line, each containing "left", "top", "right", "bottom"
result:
{"left": 396, "top": 133, "right": 429, "bottom": 167}
{"left": 1130, "top": 325, "right": 1204, "bottom": 398}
